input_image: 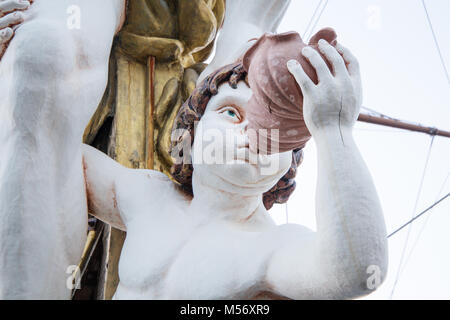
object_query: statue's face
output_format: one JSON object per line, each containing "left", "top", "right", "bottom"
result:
{"left": 191, "top": 81, "right": 292, "bottom": 196}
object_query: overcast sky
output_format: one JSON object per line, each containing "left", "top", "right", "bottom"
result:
{"left": 269, "top": 0, "right": 450, "bottom": 299}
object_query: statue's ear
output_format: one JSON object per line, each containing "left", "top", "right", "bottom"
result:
{"left": 308, "top": 27, "right": 338, "bottom": 46}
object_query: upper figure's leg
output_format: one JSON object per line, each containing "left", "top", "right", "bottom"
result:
{"left": 198, "top": 0, "right": 291, "bottom": 83}
{"left": 0, "top": 0, "right": 126, "bottom": 299}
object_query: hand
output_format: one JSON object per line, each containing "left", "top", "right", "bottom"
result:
{"left": 0, "top": 0, "right": 32, "bottom": 60}
{"left": 287, "top": 40, "right": 362, "bottom": 136}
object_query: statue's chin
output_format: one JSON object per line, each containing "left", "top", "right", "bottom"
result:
{"left": 194, "top": 162, "right": 283, "bottom": 196}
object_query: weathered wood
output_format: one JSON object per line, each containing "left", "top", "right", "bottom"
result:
{"left": 146, "top": 56, "right": 156, "bottom": 170}
{"left": 358, "top": 113, "right": 450, "bottom": 138}
{"left": 96, "top": 224, "right": 110, "bottom": 300}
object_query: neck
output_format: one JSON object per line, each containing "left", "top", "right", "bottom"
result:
{"left": 190, "top": 173, "right": 263, "bottom": 222}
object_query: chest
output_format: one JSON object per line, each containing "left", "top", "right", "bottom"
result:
{"left": 117, "top": 216, "right": 269, "bottom": 299}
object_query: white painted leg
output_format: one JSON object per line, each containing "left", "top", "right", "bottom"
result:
{"left": 0, "top": 0, "right": 125, "bottom": 299}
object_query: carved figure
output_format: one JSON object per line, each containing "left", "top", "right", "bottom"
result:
{"left": 0, "top": 0, "right": 387, "bottom": 299}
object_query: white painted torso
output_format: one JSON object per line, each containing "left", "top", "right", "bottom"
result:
{"left": 116, "top": 216, "right": 265, "bottom": 299}
{"left": 111, "top": 172, "right": 282, "bottom": 300}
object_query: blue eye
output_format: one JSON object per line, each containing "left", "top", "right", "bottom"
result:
{"left": 220, "top": 106, "right": 241, "bottom": 121}
{"left": 227, "top": 110, "right": 237, "bottom": 118}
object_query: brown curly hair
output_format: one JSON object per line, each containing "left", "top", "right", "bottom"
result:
{"left": 170, "top": 61, "right": 304, "bottom": 210}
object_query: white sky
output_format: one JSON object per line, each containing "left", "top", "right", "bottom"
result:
{"left": 269, "top": 0, "right": 450, "bottom": 299}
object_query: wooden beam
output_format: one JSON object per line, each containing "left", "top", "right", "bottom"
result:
{"left": 358, "top": 113, "right": 450, "bottom": 138}
{"left": 146, "top": 56, "right": 156, "bottom": 170}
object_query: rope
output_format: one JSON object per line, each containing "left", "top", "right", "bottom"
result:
{"left": 285, "top": 203, "right": 289, "bottom": 223}
{"left": 400, "top": 170, "right": 450, "bottom": 272}
{"left": 387, "top": 192, "right": 450, "bottom": 239}
{"left": 355, "top": 128, "right": 407, "bottom": 134}
{"left": 71, "top": 223, "right": 105, "bottom": 299}
{"left": 361, "top": 106, "right": 396, "bottom": 120}
{"left": 303, "top": 0, "right": 329, "bottom": 41}
{"left": 421, "top": 0, "right": 450, "bottom": 85}
{"left": 302, "top": 0, "right": 323, "bottom": 39}
{"left": 389, "top": 135, "right": 435, "bottom": 299}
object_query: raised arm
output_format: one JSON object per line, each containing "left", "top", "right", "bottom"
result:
{"left": 82, "top": 144, "right": 184, "bottom": 232}
{"left": 265, "top": 41, "right": 388, "bottom": 299}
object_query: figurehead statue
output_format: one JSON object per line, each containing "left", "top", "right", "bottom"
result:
{"left": 0, "top": 0, "right": 387, "bottom": 300}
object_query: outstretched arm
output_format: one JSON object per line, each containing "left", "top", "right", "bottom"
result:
{"left": 265, "top": 42, "right": 388, "bottom": 299}
{"left": 82, "top": 144, "right": 127, "bottom": 231}
{"left": 82, "top": 144, "right": 184, "bottom": 232}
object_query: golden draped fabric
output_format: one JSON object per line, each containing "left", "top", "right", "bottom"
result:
{"left": 118, "top": 0, "right": 225, "bottom": 67}
{"left": 85, "top": 0, "right": 225, "bottom": 173}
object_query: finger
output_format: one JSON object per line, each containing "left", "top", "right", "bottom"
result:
{"left": 0, "top": 27, "right": 13, "bottom": 60}
{"left": 301, "top": 46, "right": 333, "bottom": 83}
{"left": 0, "top": 26, "right": 14, "bottom": 58}
{"left": 335, "top": 42, "right": 360, "bottom": 77}
{"left": 0, "top": 45, "right": 5, "bottom": 60}
{"left": 0, "top": 11, "right": 23, "bottom": 29}
{"left": 287, "top": 59, "right": 315, "bottom": 93}
{"left": 0, "top": 0, "right": 30, "bottom": 16}
{"left": 317, "top": 39, "right": 348, "bottom": 78}
{"left": 0, "top": 26, "right": 13, "bottom": 43}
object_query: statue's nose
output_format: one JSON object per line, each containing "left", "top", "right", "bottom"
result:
{"left": 240, "top": 120, "right": 249, "bottom": 135}
{"left": 243, "top": 134, "right": 250, "bottom": 149}
{"left": 235, "top": 127, "right": 250, "bottom": 149}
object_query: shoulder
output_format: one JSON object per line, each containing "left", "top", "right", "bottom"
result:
{"left": 258, "top": 223, "right": 317, "bottom": 267}
{"left": 114, "top": 168, "right": 190, "bottom": 218}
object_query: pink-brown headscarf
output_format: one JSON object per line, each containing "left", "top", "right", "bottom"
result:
{"left": 243, "top": 28, "right": 338, "bottom": 154}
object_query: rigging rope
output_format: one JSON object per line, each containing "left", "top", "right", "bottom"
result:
{"left": 400, "top": 170, "right": 450, "bottom": 273}
{"left": 303, "top": 0, "right": 329, "bottom": 41}
{"left": 302, "top": 0, "right": 323, "bottom": 40}
{"left": 355, "top": 128, "right": 408, "bottom": 133}
{"left": 361, "top": 106, "right": 397, "bottom": 120}
{"left": 387, "top": 192, "right": 450, "bottom": 239}
{"left": 285, "top": 203, "right": 289, "bottom": 223}
{"left": 389, "top": 135, "right": 435, "bottom": 299}
{"left": 421, "top": 0, "right": 450, "bottom": 85}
